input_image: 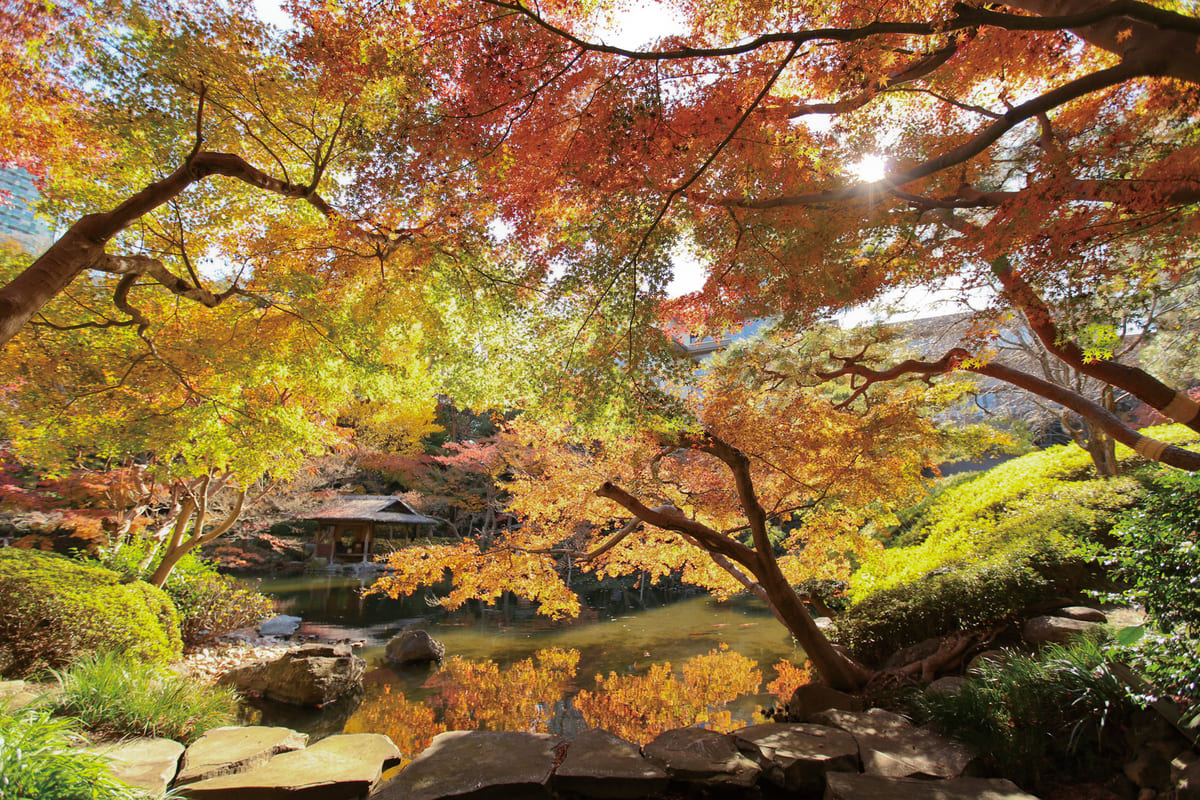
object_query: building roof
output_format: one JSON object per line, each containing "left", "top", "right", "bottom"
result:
{"left": 306, "top": 495, "right": 440, "bottom": 525}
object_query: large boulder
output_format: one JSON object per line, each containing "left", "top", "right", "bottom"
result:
{"left": 385, "top": 630, "right": 446, "bottom": 664}
{"left": 732, "top": 722, "right": 858, "bottom": 793}
{"left": 375, "top": 730, "right": 561, "bottom": 800}
{"left": 810, "top": 708, "right": 977, "bottom": 779}
{"left": 785, "top": 683, "right": 864, "bottom": 722}
{"left": 219, "top": 643, "right": 365, "bottom": 706}
{"left": 553, "top": 729, "right": 669, "bottom": 799}
{"left": 175, "top": 726, "right": 308, "bottom": 785}
{"left": 176, "top": 733, "right": 401, "bottom": 800}
{"left": 1022, "top": 615, "right": 1103, "bottom": 647}
{"left": 642, "top": 727, "right": 761, "bottom": 788}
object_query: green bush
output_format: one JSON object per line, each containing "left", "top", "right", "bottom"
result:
{"left": 1106, "top": 469, "right": 1200, "bottom": 713}
{"left": 0, "top": 706, "right": 140, "bottom": 800}
{"left": 833, "top": 539, "right": 1090, "bottom": 666}
{"left": 849, "top": 428, "right": 1185, "bottom": 599}
{"left": 910, "top": 637, "right": 1132, "bottom": 790}
{"left": 53, "top": 651, "right": 236, "bottom": 744}
{"left": 0, "top": 549, "right": 182, "bottom": 677}
{"left": 102, "top": 541, "right": 274, "bottom": 647}
{"left": 171, "top": 573, "right": 274, "bottom": 647}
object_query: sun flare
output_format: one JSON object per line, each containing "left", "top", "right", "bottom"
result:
{"left": 852, "top": 154, "right": 888, "bottom": 182}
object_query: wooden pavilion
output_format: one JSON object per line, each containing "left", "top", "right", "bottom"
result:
{"left": 306, "top": 495, "right": 440, "bottom": 563}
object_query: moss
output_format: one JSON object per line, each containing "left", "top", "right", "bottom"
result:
{"left": 0, "top": 549, "right": 182, "bottom": 677}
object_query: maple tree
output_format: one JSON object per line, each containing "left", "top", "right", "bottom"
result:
{"left": 375, "top": 348, "right": 941, "bottom": 690}
{"left": 292, "top": 0, "right": 1200, "bottom": 472}
{"left": 0, "top": 256, "right": 440, "bottom": 584}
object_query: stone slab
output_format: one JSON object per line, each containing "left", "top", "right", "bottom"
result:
{"left": 176, "top": 733, "right": 401, "bottom": 800}
{"left": 374, "top": 730, "right": 562, "bottom": 800}
{"left": 1022, "top": 616, "right": 1102, "bottom": 647}
{"left": 824, "top": 773, "right": 1041, "bottom": 799}
{"left": 643, "top": 727, "right": 761, "bottom": 788}
{"left": 258, "top": 615, "right": 302, "bottom": 637}
{"left": 174, "top": 726, "right": 308, "bottom": 785}
{"left": 733, "top": 722, "right": 859, "bottom": 792}
{"left": 1056, "top": 606, "right": 1107, "bottom": 623}
{"left": 554, "top": 728, "right": 669, "bottom": 799}
{"left": 88, "top": 737, "right": 185, "bottom": 795}
{"left": 810, "top": 709, "right": 976, "bottom": 779}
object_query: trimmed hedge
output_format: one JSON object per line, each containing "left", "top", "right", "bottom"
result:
{"left": 851, "top": 424, "right": 1200, "bottom": 600}
{"left": 833, "top": 540, "right": 1092, "bottom": 666}
{"left": 0, "top": 549, "right": 181, "bottom": 677}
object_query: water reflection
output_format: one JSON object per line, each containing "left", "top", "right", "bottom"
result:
{"left": 339, "top": 647, "right": 769, "bottom": 765}
{"left": 255, "top": 577, "right": 810, "bottom": 758}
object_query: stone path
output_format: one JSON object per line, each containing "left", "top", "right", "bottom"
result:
{"left": 376, "top": 711, "right": 1040, "bottom": 800}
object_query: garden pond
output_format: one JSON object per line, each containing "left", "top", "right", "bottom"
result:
{"left": 244, "top": 574, "right": 808, "bottom": 758}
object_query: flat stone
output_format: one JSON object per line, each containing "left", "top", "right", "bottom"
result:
{"left": 1022, "top": 615, "right": 1102, "bottom": 647}
{"left": 643, "top": 727, "right": 761, "bottom": 788}
{"left": 1056, "top": 606, "right": 1108, "bottom": 623}
{"left": 174, "top": 726, "right": 308, "bottom": 785}
{"left": 258, "top": 615, "right": 302, "bottom": 637}
{"left": 927, "top": 677, "right": 969, "bottom": 696}
{"left": 785, "top": 683, "right": 864, "bottom": 722}
{"left": 810, "top": 709, "right": 976, "bottom": 779}
{"left": 554, "top": 729, "right": 669, "bottom": 799}
{"left": 0, "top": 679, "right": 55, "bottom": 711}
{"left": 374, "top": 730, "right": 561, "bottom": 800}
{"left": 732, "top": 722, "right": 858, "bottom": 793}
{"left": 88, "top": 737, "right": 185, "bottom": 795}
{"left": 824, "top": 773, "right": 1042, "bottom": 799}
{"left": 176, "top": 733, "right": 400, "bottom": 800}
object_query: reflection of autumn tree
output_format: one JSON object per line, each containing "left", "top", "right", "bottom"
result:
{"left": 344, "top": 684, "right": 443, "bottom": 767}
{"left": 575, "top": 646, "right": 762, "bottom": 744}
{"left": 766, "top": 660, "right": 813, "bottom": 708}
{"left": 426, "top": 649, "right": 581, "bottom": 733}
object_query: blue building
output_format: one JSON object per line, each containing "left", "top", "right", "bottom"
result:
{"left": 0, "top": 167, "right": 54, "bottom": 255}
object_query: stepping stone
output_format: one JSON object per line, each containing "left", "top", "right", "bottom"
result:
{"left": 1056, "top": 606, "right": 1107, "bottom": 623}
{"left": 642, "top": 727, "right": 761, "bottom": 788}
{"left": 258, "top": 615, "right": 302, "bottom": 637}
{"left": 88, "top": 737, "right": 184, "bottom": 795}
{"left": 554, "top": 729, "right": 669, "bottom": 799}
{"left": 374, "top": 730, "right": 562, "bottom": 800}
{"left": 732, "top": 722, "right": 858, "bottom": 793}
{"left": 174, "top": 726, "right": 308, "bottom": 785}
{"left": 825, "top": 773, "right": 1041, "bottom": 799}
{"left": 810, "top": 709, "right": 976, "bottom": 779}
{"left": 1022, "top": 615, "right": 1102, "bottom": 647}
{"left": 176, "top": 733, "right": 400, "bottom": 800}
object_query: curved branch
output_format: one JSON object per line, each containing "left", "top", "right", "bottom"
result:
{"left": 821, "top": 348, "right": 1200, "bottom": 471}
{"left": 595, "top": 480, "right": 761, "bottom": 572}
{"left": 722, "top": 59, "right": 1148, "bottom": 210}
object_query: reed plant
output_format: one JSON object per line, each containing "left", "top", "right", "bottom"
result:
{"left": 0, "top": 705, "right": 140, "bottom": 800}
{"left": 910, "top": 636, "right": 1132, "bottom": 789}
{"left": 53, "top": 652, "right": 236, "bottom": 744}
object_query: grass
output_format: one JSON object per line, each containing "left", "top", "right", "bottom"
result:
{"left": 909, "top": 636, "right": 1132, "bottom": 790}
{"left": 53, "top": 652, "right": 236, "bottom": 744}
{"left": 0, "top": 704, "right": 141, "bottom": 800}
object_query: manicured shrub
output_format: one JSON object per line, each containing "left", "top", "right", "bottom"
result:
{"left": 849, "top": 427, "right": 1196, "bottom": 598}
{"left": 171, "top": 573, "right": 274, "bottom": 646}
{"left": 910, "top": 637, "right": 1132, "bottom": 790}
{"left": 53, "top": 651, "right": 236, "bottom": 744}
{"left": 0, "top": 549, "right": 181, "bottom": 677}
{"left": 103, "top": 540, "right": 274, "bottom": 647}
{"left": 1105, "top": 469, "right": 1200, "bottom": 715}
{"left": 833, "top": 539, "right": 1089, "bottom": 666}
{"left": 0, "top": 706, "right": 140, "bottom": 800}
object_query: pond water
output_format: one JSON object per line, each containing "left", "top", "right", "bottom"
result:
{"left": 249, "top": 574, "right": 808, "bottom": 759}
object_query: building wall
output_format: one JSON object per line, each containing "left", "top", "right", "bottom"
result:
{"left": 0, "top": 167, "right": 54, "bottom": 255}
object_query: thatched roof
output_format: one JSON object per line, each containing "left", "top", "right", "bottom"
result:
{"left": 306, "top": 495, "right": 439, "bottom": 526}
